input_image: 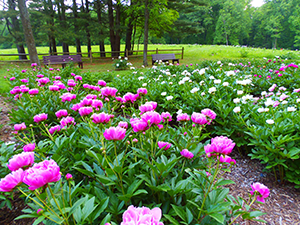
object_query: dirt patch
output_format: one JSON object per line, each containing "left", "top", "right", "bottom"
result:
{"left": 0, "top": 95, "right": 14, "bottom": 143}
{"left": 224, "top": 151, "right": 300, "bottom": 224}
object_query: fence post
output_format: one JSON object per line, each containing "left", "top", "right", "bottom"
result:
{"left": 156, "top": 48, "right": 158, "bottom": 54}
{"left": 126, "top": 49, "right": 128, "bottom": 57}
{"left": 182, "top": 47, "right": 184, "bottom": 59}
{"left": 90, "top": 51, "right": 93, "bottom": 63}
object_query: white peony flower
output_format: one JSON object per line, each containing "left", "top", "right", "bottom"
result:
{"left": 297, "top": 99, "right": 300, "bottom": 103}
{"left": 281, "top": 100, "right": 288, "bottom": 105}
{"left": 237, "top": 90, "right": 243, "bottom": 95}
{"left": 166, "top": 96, "right": 173, "bottom": 101}
{"left": 257, "top": 108, "right": 265, "bottom": 113}
{"left": 177, "top": 109, "right": 182, "bottom": 114}
{"left": 138, "top": 76, "right": 144, "bottom": 80}
{"left": 233, "top": 98, "right": 240, "bottom": 104}
{"left": 190, "top": 87, "right": 200, "bottom": 93}
{"left": 208, "top": 87, "right": 216, "bottom": 94}
{"left": 200, "top": 81, "right": 205, "bottom": 86}
{"left": 142, "top": 83, "right": 147, "bottom": 87}
{"left": 287, "top": 107, "right": 296, "bottom": 112}
{"left": 199, "top": 68, "right": 206, "bottom": 75}
{"left": 233, "top": 106, "right": 241, "bottom": 113}
{"left": 201, "top": 92, "right": 205, "bottom": 96}
{"left": 266, "top": 119, "right": 275, "bottom": 124}
{"left": 217, "top": 61, "right": 221, "bottom": 64}
{"left": 264, "top": 98, "right": 274, "bottom": 107}
{"left": 261, "top": 91, "right": 267, "bottom": 96}
{"left": 209, "top": 76, "right": 215, "bottom": 80}
{"left": 161, "top": 92, "right": 167, "bottom": 96}
{"left": 214, "top": 79, "right": 221, "bottom": 84}
{"left": 223, "top": 82, "right": 229, "bottom": 86}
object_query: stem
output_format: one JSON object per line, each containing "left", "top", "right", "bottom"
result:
{"left": 48, "top": 186, "right": 69, "bottom": 225}
{"left": 197, "top": 160, "right": 221, "bottom": 220}
{"left": 181, "top": 159, "right": 186, "bottom": 174}
{"left": 114, "top": 141, "right": 119, "bottom": 166}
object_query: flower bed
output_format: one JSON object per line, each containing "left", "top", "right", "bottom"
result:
{"left": 1, "top": 58, "right": 298, "bottom": 224}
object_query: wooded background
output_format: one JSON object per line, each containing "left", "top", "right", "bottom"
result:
{"left": 1, "top": 0, "right": 300, "bottom": 59}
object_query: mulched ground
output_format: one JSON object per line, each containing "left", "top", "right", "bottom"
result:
{"left": 0, "top": 95, "right": 300, "bottom": 225}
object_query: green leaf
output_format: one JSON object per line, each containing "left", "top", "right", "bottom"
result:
{"left": 209, "top": 213, "right": 224, "bottom": 223}
{"left": 215, "top": 179, "right": 235, "bottom": 187}
{"left": 249, "top": 211, "right": 266, "bottom": 218}
{"left": 186, "top": 207, "right": 193, "bottom": 224}
{"left": 32, "top": 216, "right": 46, "bottom": 225}
{"left": 100, "top": 213, "right": 112, "bottom": 225}
{"left": 82, "top": 196, "right": 97, "bottom": 221}
{"left": 172, "top": 204, "right": 186, "bottom": 222}
{"left": 164, "top": 214, "right": 180, "bottom": 225}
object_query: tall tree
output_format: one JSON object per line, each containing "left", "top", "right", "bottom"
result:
{"left": 6, "top": 0, "right": 27, "bottom": 60}
{"left": 143, "top": 0, "right": 149, "bottom": 66}
{"left": 72, "top": 0, "right": 82, "bottom": 55}
{"left": 17, "top": 0, "right": 40, "bottom": 65}
{"left": 94, "top": 0, "right": 106, "bottom": 57}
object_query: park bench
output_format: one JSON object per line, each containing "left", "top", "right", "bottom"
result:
{"left": 43, "top": 55, "right": 83, "bottom": 68}
{"left": 151, "top": 54, "right": 179, "bottom": 65}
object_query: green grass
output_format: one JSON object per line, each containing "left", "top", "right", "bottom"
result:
{"left": 0, "top": 44, "right": 299, "bottom": 94}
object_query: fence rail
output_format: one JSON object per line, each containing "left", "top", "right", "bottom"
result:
{"left": 0, "top": 47, "right": 184, "bottom": 63}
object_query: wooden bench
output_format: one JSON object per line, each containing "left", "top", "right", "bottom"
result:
{"left": 43, "top": 55, "right": 83, "bottom": 68}
{"left": 151, "top": 54, "right": 179, "bottom": 65}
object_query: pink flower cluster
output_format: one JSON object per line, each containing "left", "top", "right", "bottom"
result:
{"left": 121, "top": 205, "right": 164, "bottom": 225}
{"left": 101, "top": 87, "right": 118, "bottom": 97}
{"left": 7, "top": 152, "right": 35, "bottom": 171}
{"left": 55, "top": 109, "right": 68, "bottom": 119}
{"left": 250, "top": 182, "right": 270, "bottom": 203}
{"left": 23, "top": 143, "right": 35, "bottom": 152}
{"left": 103, "top": 127, "right": 126, "bottom": 141}
{"left": 139, "top": 102, "right": 157, "bottom": 114}
{"left": 204, "top": 136, "right": 235, "bottom": 157}
{"left": 0, "top": 159, "right": 61, "bottom": 192}
{"left": 177, "top": 113, "right": 190, "bottom": 122}
{"left": 91, "top": 113, "right": 112, "bottom": 124}
{"left": 60, "top": 93, "right": 76, "bottom": 102}
{"left": 60, "top": 116, "right": 75, "bottom": 127}
{"left": 79, "top": 107, "right": 93, "bottom": 116}
{"left": 98, "top": 80, "right": 107, "bottom": 86}
{"left": 14, "top": 122, "right": 26, "bottom": 131}
{"left": 158, "top": 141, "right": 172, "bottom": 150}
{"left": 180, "top": 149, "right": 194, "bottom": 159}
{"left": 33, "top": 113, "right": 48, "bottom": 123}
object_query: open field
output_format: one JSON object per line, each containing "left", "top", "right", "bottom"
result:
{"left": 1, "top": 44, "right": 300, "bottom": 94}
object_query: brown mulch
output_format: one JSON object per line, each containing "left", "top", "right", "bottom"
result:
{"left": 224, "top": 151, "right": 300, "bottom": 225}
{"left": 0, "top": 95, "right": 300, "bottom": 225}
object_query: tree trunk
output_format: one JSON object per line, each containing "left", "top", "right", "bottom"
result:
{"left": 143, "top": 0, "right": 149, "bottom": 66}
{"left": 108, "top": 0, "right": 115, "bottom": 56}
{"left": 73, "top": 0, "right": 82, "bottom": 55}
{"left": 95, "top": 0, "right": 105, "bottom": 57}
{"left": 125, "top": 17, "right": 134, "bottom": 55}
{"left": 17, "top": 0, "right": 40, "bottom": 65}
{"left": 85, "top": 0, "right": 91, "bottom": 57}
{"left": 108, "top": 0, "right": 121, "bottom": 57}
{"left": 7, "top": 0, "right": 27, "bottom": 60}
{"left": 49, "top": 0, "right": 57, "bottom": 55}
{"left": 59, "top": 0, "right": 69, "bottom": 55}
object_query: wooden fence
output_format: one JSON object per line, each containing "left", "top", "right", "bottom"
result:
{"left": 0, "top": 47, "right": 184, "bottom": 63}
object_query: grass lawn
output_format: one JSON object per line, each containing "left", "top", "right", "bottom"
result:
{"left": 0, "top": 44, "right": 299, "bottom": 94}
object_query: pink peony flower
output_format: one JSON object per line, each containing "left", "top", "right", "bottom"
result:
{"left": 158, "top": 141, "right": 172, "bottom": 150}
{"left": 250, "top": 182, "right": 270, "bottom": 203}
{"left": 91, "top": 100, "right": 103, "bottom": 110}
{"left": 98, "top": 80, "right": 107, "bottom": 86}
{"left": 10, "top": 77, "right": 16, "bottom": 81}
{"left": 0, "top": 168, "right": 24, "bottom": 192}
{"left": 14, "top": 122, "right": 26, "bottom": 131}
{"left": 33, "top": 113, "right": 48, "bottom": 123}
{"left": 49, "top": 85, "right": 60, "bottom": 91}
{"left": 101, "top": 87, "right": 118, "bottom": 97}
{"left": 201, "top": 108, "right": 217, "bottom": 120}
{"left": 60, "top": 116, "right": 75, "bottom": 127}
{"left": 71, "top": 103, "right": 81, "bottom": 111}
{"left": 130, "top": 118, "right": 148, "bottom": 132}
{"left": 49, "top": 125, "right": 61, "bottom": 134}
{"left": 204, "top": 136, "right": 235, "bottom": 157}
{"left": 79, "top": 107, "right": 93, "bottom": 116}
{"left": 273, "top": 101, "right": 280, "bottom": 107}
{"left": 66, "top": 173, "right": 73, "bottom": 180}
{"left": 80, "top": 98, "right": 93, "bottom": 106}
{"left": 177, "top": 113, "right": 190, "bottom": 122}
{"left": 180, "top": 149, "right": 194, "bottom": 159}
{"left": 218, "top": 155, "right": 236, "bottom": 165}
{"left": 55, "top": 109, "right": 68, "bottom": 119}
{"left": 123, "top": 93, "right": 137, "bottom": 103}
{"left": 71, "top": 73, "right": 75, "bottom": 76}
{"left": 67, "top": 79, "right": 77, "bottom": 87}
{"left": 55, "top": 76, "right": 61, "bottom": 80}
{"left": 132, "top": 138, "right": 138, "bottom": 143}
{"left": 121, "top": 205, "right": 164, "bottom": 225}
{"left": 37, "top": 74, "right": 44, "bottom": 78}
{"left": 83, "top": 84, "right": 91, "bottom": 89}
{"left": 118, "top": 121, "right": 128, "bottom": 129}
{"left": 75, "top": 75, "right": 82, "bottom": 81}
{"left": 161, "top": 112, "right": 172, "bottom": 122}
{"left": 139, "top": 103, "right": 155, "bottom": 114}
{"left": 23, "top": 159, "right": 61, "bottom": 190}
{"left": 21, "top": 87, "right": 29, "bottom": 93}
{"left": 191, "top": 112, "right": 208, "bottom": 125}
{"left": 23, "top": 143, "right": 36, "bottom": 152}
{"left": 147, "top": 101, "right": 157, "bottom": 110}
{"left": 60, "top": 93, "right": 76, "bottom": 102}
{"left": 103, "top": 127, "right": 126, "bottom": 141}
{"left": 38, "top": 77, "right": 50, "bottom": 85}
{"left": 137, "top": 88, "right": 147, "bottom": 96}
{"left": 141, "top": 111, "right": 162, "bottom": 126}
{"left": 21, "top": 79, "right": 28, "bottom": 83}
{"left": 91, "top": 113, "right": 112, "bottom": 124}
{"left": 7, "top": 152, "right": 35, "bottom": 171}
{"left": 37, "top": 209, "right": 43, "bottom": 215}
{"left": 86, "top": 94, "right": 97, "bottom": 99}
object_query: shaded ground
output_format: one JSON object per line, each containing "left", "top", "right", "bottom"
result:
{"left": 0, "top": 95, "right": 300, "bottom": 224}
